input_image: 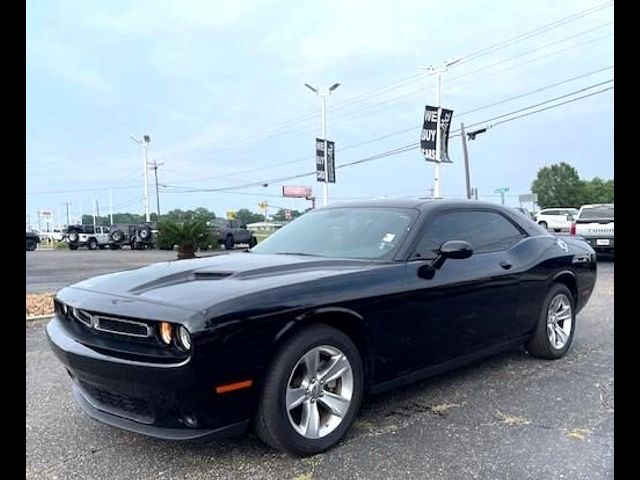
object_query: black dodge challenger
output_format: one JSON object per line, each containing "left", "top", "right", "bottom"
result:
{"left": 47, "top": 199, "right": 597, "bottom": 455}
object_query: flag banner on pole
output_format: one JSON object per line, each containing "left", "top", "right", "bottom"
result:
{"left": 316, "top": 138, "right": 326, "bottom": 182}
{"left": 421, "top": 106, "right": 454, "bottom": 163}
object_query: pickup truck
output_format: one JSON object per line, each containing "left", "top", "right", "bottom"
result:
{"left": 570, "top": 203, "right": 614, "bottom": 254}
{"left": 67, "top": 225, "right": 111, "bottom": 250}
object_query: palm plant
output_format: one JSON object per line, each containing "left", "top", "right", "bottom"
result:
{"left": 157, "top": 220, "right": 215, "bottom": 259}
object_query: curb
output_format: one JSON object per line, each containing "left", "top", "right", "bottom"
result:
{"left": 26, "top": 314, "right": 54, "bottom": 322}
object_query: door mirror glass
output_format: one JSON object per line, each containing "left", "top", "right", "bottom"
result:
{"left": 439, "top": 240, "right": 474, "bottom": 260}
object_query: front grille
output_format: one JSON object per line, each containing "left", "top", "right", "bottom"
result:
{"left": 78, "top": 380, "right": 154, "bottom": 423}
{"left": 68, "top": 308, "right": 152, "bottom": 338}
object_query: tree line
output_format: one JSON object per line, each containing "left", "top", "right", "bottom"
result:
{"left": 531, "top": 162, "right": 613, "bottom": 209}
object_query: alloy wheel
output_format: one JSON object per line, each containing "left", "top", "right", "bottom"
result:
{"left": 286, "top": 345, "right": 354, "bottom": 439}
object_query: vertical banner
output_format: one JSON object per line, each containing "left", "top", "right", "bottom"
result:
{"left": 316, "top": 138, "right": 336, "bottom": 183}
{"left": 439, "top": 108, "right": 453, "bottom": 164}
{"left": 420, "top": 106, "right": 454, "bottom": 163}
{"left": 326, "top": 140, "right": 335, "bottom": 183}
{"left": 315, "top": 138, "right": 326, "bottom": 182}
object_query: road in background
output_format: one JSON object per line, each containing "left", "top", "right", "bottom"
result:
{"left": 26, "top": 260, "right": 613, "bottom": 479}
{"left": 26, "top": 249, "right": 226, "bottom": 293}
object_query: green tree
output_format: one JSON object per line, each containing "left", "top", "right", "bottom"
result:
{"left": 234, "top": 208, "right": 263, "bottom": 225}
{"left": 531, "top": 162, "right": 585, "bottom": 208}
{"left": 156, "top": 220, "right": 215, "bottom": 259}
{"left": 163, "top": 208, "right": 216, "bottom": 223}
{"left": 582, "top": 177, "right": 614, "bottom": 204}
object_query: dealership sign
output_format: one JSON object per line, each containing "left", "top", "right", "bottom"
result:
{"left": 316, "top": 138, "right": 336, "bottom": 183}
{"left": 282, "top": 185, "right": 313, "bottom": 198}
{"left": 421, "top": 106, "right": 453, "bottom": 163}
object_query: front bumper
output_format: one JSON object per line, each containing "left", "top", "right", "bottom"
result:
{"left": 46, "top": 316, "right": 253, "bottom": 440}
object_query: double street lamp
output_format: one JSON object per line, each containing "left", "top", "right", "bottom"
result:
{"left": 305, "top": 82, "right": 340, "bottom": 206}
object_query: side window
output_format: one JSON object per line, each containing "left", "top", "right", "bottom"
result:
{"left": 413, "top": 210, "right": 525, "bottom": 259}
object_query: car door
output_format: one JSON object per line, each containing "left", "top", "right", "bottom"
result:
{"left": 401, "top": 208, "right": 527, "bottom": 372}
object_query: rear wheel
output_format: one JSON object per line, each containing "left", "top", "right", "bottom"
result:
{"left": 538, "top": 221, "right": 548, "bottom": 229}
{"left": 224, "top": 235, "right": 234, "bottom": 250}
{"left": 255, "top": 325, "right": 364, "bottom": 456}
{"left": 109, "top": 244, "right": 121, "bottom": 250}
{"left": 26, "top": 239, "right": 37, "bottom": 251}
{"left": 88, "top": 238, "right": 98, "bottom": 250}
{"left": 249, "top": 236, "right": 257, "bottom": 248}
{"left": 69, "top": 244, "right": 78, "bottom": 250}
{"left": 526, "top": 283, "right": 575, "bottom": 359}
{"left": 98, "top": 244, "right": 106, "bottom": 250}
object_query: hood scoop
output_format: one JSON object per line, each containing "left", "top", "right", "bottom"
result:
{"left": 193, "top": 271, "right": 234, "bottom": 280}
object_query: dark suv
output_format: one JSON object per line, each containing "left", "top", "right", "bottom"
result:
{"left": 109, "top": 223, "right": 157, "bottom": 250}
{"left": 209, "top": 219, "right": 256, "bottom": 250}
{"left": 26, "top": 231, "right": 40, "bottom": 251}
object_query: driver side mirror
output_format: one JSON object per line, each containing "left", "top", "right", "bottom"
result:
{"left": 418, "top": 240, "right": 474, "bottom": 279}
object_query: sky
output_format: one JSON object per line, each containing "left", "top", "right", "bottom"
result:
{"left": 26, "top": 0, "right": 614, "bottom": 227}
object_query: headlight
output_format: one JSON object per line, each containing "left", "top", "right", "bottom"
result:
{"left": 177, "top": 326, "right": 192, "bottom": 350}
{"left": 159, "top": 322, "right": 173, "bottom": 345}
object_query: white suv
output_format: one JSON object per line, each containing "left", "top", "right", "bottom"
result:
{"left": 535, "top": 208, "right": 578, "bottom": 232}
{"left": 67, "top": 225, "right": 111, "bottom": 250}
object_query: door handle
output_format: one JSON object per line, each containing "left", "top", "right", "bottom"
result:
{"left": 499, "top": 260, "right": 513, "bottom": 270}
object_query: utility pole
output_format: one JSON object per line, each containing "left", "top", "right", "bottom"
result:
{"left": 305, "top": 82, "right": 340, "bottom": 207}
{"left": 424, "top": 58, "right": 462, "bottom": 198}
{"left": 130, "top": 135, "right": 151, "bottom": 222}
{"left": 150, "top": 159, "right": 164, "bottom": 219}
{"left": 92, "top": 194, "right": 97, "bottom": 229}
{"left": 64, "top": 202, "right": 71, "bottom": 227}
{"left": 460, "top": 122, "right": 472, "bottom": 200}
{"left": 109, "top": 190, "right": 113, "bottom": 225}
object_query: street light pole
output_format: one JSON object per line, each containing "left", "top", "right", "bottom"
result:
{"left": 305, "top": 82, "right": 340, "bottom": 207}
{"left": 131, "top": 135, "right": 151, "bottom": 222}
{"left": 460, "top": 122, "right": 472, "bottom": 200}
{"left": 423, "top": 58, "right": 461, "bottom": 198}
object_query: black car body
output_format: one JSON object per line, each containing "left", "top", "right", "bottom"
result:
{"left": 47, "top": 199, "right": 597, "bottom": 454}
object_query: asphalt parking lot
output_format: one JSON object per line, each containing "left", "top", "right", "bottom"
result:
{"left": 25, "top": 257, "right": 613, "bottom": 479}
{"left": 26, "top": 249, "right": 225, "bottom": 293}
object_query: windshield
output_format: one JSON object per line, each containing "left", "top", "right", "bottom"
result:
{"left": 251, "top": 207, "right": 417, "bottom": 259}
{"left": 579, "top": 205, "right": 614, "bottom": 219}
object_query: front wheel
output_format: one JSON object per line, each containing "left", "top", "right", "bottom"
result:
{"left": 88, "top": 238, "right": 98, "bottom": 250}
{"left": 248, "top": 236, "right": 257, "bottom": 248}
{"left": 525, "top": 283, "right": 575, "bottom": 359}
{"left": 224, "top": 235, "right": 234, "bottom": 250}
{"left": 255, "top": 325, "right": 364, "bottom": 456}
{"left": 68, "top": 244, "right": 78, "bottom": 250}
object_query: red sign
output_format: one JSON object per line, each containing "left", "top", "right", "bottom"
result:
{"left": 282, "top": 186, "right": 312, "bottom": 198}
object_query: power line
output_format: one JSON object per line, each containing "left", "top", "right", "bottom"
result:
{"left": 170, "top": 2, "right": 613, "bottom": 158}
{"left": 161, "top": 82, "right": 613, "bottom": 194}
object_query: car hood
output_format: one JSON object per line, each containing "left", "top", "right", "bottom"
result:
{"left": 60, "top": 253, "right": 385, "bottom": 320}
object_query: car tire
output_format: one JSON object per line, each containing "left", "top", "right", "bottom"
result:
{"left": 109, "top": 244, "right": 121, "bottom": 250}
{"left": 110, "top": 230, "right": 124, "bottom": 243}
{"left": 69, "top": 244, "right": 78, "bottom": 250}
{"left": 88, "top": 238, "right": 98, "bottom": 250}
{"left": 538, "top": 221, "right": 548, "bottom": 229}
{"left": 224, "top": 235, "right": 234, "bottom": 250}
{"left": 26, "top": 239, "right": 37, "bottom": 251}
{"left": 249, "top": 236, "right": 257, "bottom": 248}
{"left": 255, "top": 325, "right": 364, "bottom": 456}
{"left": 68, "top": 232, "right": 79, "bottom": 243}
{"left": 525, "top": 283, "right": 576, "bottom": 360}
{"left": 98, "top": 245, "right": 106, "bottom": 250}
{"left": 138, "top": 226, "right": 151, "bottom": 240}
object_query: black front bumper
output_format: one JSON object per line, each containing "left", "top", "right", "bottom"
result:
{"left": 46, "top": 316, "right": 252, "bottom": 440}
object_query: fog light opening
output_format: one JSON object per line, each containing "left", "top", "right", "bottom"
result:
{"left": 181, "top": 413, "right": 198, "bottom": 428}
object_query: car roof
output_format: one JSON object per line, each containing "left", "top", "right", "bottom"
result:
{"left": 322, "top": 198, "right": 513, "bottom": 213}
